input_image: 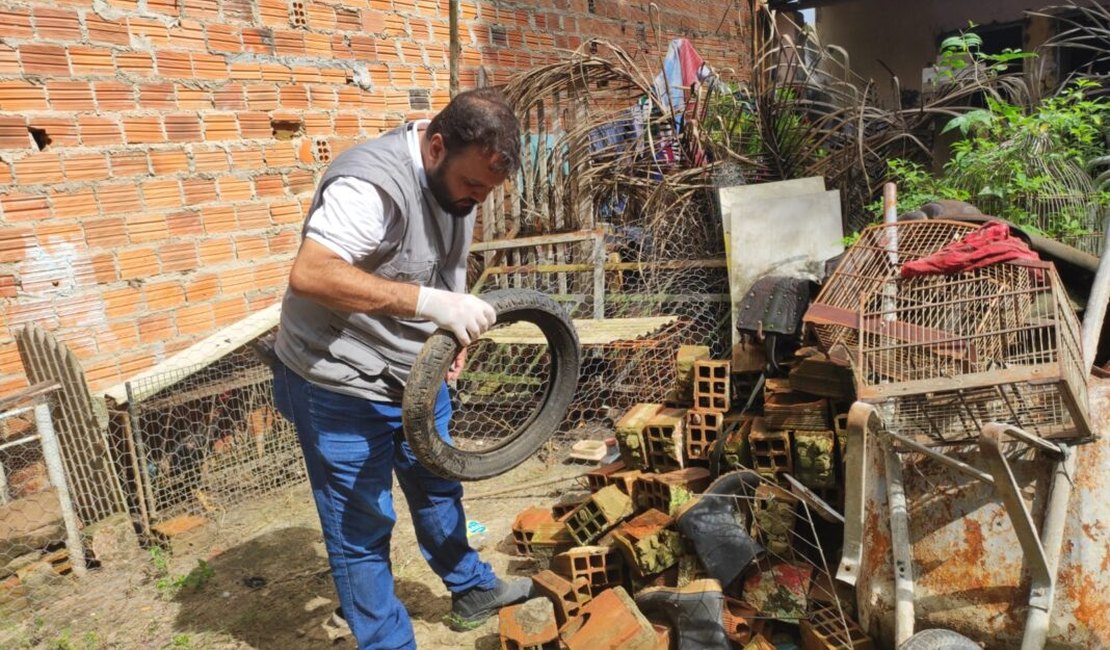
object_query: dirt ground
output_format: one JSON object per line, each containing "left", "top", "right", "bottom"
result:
{"left": 0, "top": 452, "right": 590, "bottom": 649}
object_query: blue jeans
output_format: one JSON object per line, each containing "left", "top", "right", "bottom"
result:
{"left": 272, "top": 361, "right": 496, "bottom": 650}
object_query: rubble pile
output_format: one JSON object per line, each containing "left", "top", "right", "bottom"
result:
{"left": 498, "top": 345, "right": 870, "bottom": 649}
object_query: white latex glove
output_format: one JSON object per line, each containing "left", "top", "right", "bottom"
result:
{"left": 415, "top": 287, "right": 496, "bottom": 346}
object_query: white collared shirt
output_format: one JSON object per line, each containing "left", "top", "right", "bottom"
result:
{"left": 304, "top": 120, "right": 436, "bottom": 264}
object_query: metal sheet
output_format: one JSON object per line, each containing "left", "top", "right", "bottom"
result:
{"left": 856, "top": 377, "right": 1110, "bottom": 648}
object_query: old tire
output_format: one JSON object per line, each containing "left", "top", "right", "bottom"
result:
{"left": 402, "top": 288, "right": 580, "bottom": 481}
{"left": 898, "top": 629, "right": 980, "bottom": 650}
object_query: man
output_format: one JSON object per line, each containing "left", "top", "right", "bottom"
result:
{"left": 271, "top": 88, "right": 533, "bottom": 650}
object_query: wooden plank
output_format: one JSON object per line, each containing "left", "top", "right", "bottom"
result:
{"left": 16, "top": 325, "right": 125, "bottom": 525}
{"left": 482, "top": 316, "right": 678, "bottom": 346}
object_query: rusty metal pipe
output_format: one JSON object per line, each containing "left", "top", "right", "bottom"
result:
{"left": 884, "top": 437, "right": 915, "bottom": 646}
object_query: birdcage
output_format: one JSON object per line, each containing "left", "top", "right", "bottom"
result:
{"left": 805, "top": 220, "right": 990, "bottom": 353}
{"left": 946, "top": 133, "right": 1105, "bottom": 256}
{"left": 855, "top": 261, "right": 1090, "bottom": 443}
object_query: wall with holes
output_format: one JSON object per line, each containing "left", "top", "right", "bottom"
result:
{"left": 0, "top": 0, "right": 751, "bottom": 399}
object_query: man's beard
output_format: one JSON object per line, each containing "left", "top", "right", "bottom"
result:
{"left": 426, "top": 161, "right": 477, "bottom": 217}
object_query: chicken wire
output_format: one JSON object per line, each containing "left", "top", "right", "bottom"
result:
{"left": 121, "top": 346, "right": 303, "bottom": 533}
{"left": 0, "top": 401, "right": 77, "bottom": 622}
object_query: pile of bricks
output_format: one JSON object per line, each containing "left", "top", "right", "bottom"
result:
{"left": 498, "top": 346, "right": 870, "bottom": 649}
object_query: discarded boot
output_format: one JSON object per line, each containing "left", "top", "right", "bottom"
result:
{"left": 445, "top": 578, "right": 536, "bottom": 631}
{"left": 634, "top": 578, "right": 729, "bottom": 649}
{"left": 674, "top": 469, "right": 764, "bottom": 589}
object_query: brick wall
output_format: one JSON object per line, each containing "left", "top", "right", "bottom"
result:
{"left": 0, "top": 0, "right": 749, "bottom": 394}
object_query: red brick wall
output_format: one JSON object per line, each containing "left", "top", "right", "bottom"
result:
{"left": 0, "top": 0, "right": 749, "bottom": 394}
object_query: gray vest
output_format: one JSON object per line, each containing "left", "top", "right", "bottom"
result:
{"left": 274, "top": 124, "right": 474, "bottom": 402}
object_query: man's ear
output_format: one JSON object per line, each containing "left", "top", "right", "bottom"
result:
{"left": 427, "top": 132, "right": 447, "bottom": 166}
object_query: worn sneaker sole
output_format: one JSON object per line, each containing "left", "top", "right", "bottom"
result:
{"left": 442, "top": 610, "right": 491, "bottom": 632}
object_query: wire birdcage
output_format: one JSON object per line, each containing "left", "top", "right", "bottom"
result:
{"left": 805, "top": 220, "right": 985, "bottom": 353}
{"left": 946, "top": 133, "right": 1106, "bottom": 256}
{"left": 856, "top": 262, "right": 1090, "bottom": 443}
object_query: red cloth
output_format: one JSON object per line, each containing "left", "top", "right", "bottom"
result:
{"left": 899, "top": 221, "right": 1041, "bottom": 278}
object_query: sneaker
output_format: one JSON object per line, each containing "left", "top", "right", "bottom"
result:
{"left": 322, "top": 606, "right": 352, "bottom": 642}
{"left": 444, "top": 578, "right": 535, "bottom": 631}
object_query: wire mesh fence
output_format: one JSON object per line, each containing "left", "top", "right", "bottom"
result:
{"left": 121, "top": 346, "right": 303, "bottom": 536}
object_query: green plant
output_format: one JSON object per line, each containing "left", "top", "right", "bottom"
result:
{"left": 936, "top": 23, "right": 1036, "bottom": 84}
{"left": 170, "top": 634, "right": 192, "bottom": 647}
{"left": 149, "top": 547, "right": 214, "bottom": 598}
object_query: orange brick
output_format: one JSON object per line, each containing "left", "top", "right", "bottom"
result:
{"left": 228, "top": 145, "right": 264, "bottom": 170}
{"left": 118, "top": 350, "right": 157, "bottom": 378}
{"left": 137, "top": 313, "right": 176, "bottom": 344}
{"left": 207, "top": 24, "right": 241, "bottom": 53}
{"left": 15, "top": 153, "right": 64, "bottom": 185}
{"left": 118, "top": 246, "right": 159, "bottom": 280}
{"left": 213, "top": 83, "right": 246, "bottom": 110}
{"left": 176, "top": 302, "right": 215, "bottom": 335}
{"left": 28, "top": 116, "right": 79, "bottom": 148}
{"left": 150, "top": 149, "right": 190, "bottom": 174}
{"left": 217, "top": 176, "right": 253, "bottom": 201}
{"left": 0, "top": 161, "right": 9, "bottom": 184}
{"left": 261, "top": 63, "right": 292, "bottom": 82}
{"left": 86, "top": 15, "right": 130, "bottom": 46}
{"left": 143, "top": 280, "right": 186, "bottom": 310}
{"left": 0, "top": 80, "right": 48, "bottom": 110}
{"left": 185, "top": 273, "right": 219, "bottom": 301}
{"left": 241, "top": 27, "right": 274, "bottom": 54}
{"left": 0, "top": 116, "right": 29, "bottom": 149}
{"left": 269, "top": 199, "right": 303, "bottom": 225}
{"left": 123, "top": 115, "right": 164, "bottom": 144}
{"left": 20, "top": 43, "right": 69, "bottom": 76}
{"left": 193, "top": 148, "right": 230, "bottom": 173}
{"left": 69, "top": 46, "right": 115, "bottom": 75}
{"left": 33, "top": 221, "right": 85, "bottom": 247}
{"left": 73, "top": 251, "right": 118, "bottom": 286}
{"left": 96, "top": 321, "right": 140, "bottom": 355}
{"left": 1, "top": 193, "right": 50, "bottom": 222}
{"left": 290, "top": 65, "right": 321, "bottom": 83}
{"left": 217, "top": 265, "right": 255, "bottom": 294}
{"left": 95, "top": 81, "right": 136, "bottom": 110}
{"left": 263, "top": 141, "right": 297, "bottom": 167}
{"left": 34, "top": 7, "right": 82, "bottom": 41}
{"left": 201, "top": 204, "right": 237, "bottom": 232}
{"left": 254, "top": 173, "right": 286, "bottom": 196}
{"left": 229, "top": 62, "right": 262, "bottom": 81}
{"left": 64, "top": 153, "right": 111, "bottom": 181}
{"left": 183, "top": 178, "right": 218, "bottom": 204}
{"left": 0, "top": 44, "right": 17, "bottom": 75}
{"left": 176, "top": 85, "right": 211, "bottom": 110}
{"left": 252, "top": 260, "right": 288, "bottom": 290}
{"left": 182, "top": 0, "right": 219, "bottom": 20}
{"left": 103, "top": 285, "right": 142, "bottom": 319}
{"left": 0, "top": 8, "right": 33, "bottom": 39}
{"left": 238, "top": 111, "right": 271, "bottom": 138}
{"left": 165, "top": 113, "right": 202, "bottom": 142}
{"left": 50, "top": 188, "right": 98, "bottom": 219}
{"left": 268, "top": 230, "right": 300, "bottom": 254}
{"left": 128, "top": 17, "right": 170, "bottom": 46}
{"left": 156, "top": 51, "right": 193, "bottom": 78}
{"left": 304, "top": 32, "right": 332, "bottom": 57}
{"left": 273, "top": 30, "right": 305, "bottom": 56}
{"left": 198, "top": 236, "right": 234, "bottom": 264}
{"left": 169, "top": 18, "right": 207, "bottom": 51}
{"left": 139, "top": 82, "right": 176, "bottom": 109}
{"left": 234, "top": 234, "right": 268, "bottom": 260}
{"left": 214, "top": 296, "right": 249, "bottom": 325}
{"left": 117, "top": 51, "right": 155, "bottom": 77}
{"left": 308, "top": 84, "right": 337, "bottom": 109}
{"left": 258, "top": 0, "right": 286, "bottom": 25}
{"left": 45, "top": 80, "right": 95, "bottom": 110}
{"left": 203, "top": 113, "right": 239, "bottom": 140}
{"left": 166, "top": 210, "right": 204, "bottom": 237}
{"left": 142, "top": 178, "right": 183, "bottom": 209}
{"left": 109, "top": 150, "right": 149, "bottom": 177}
{"left": 0, "top": 226, "right": 33, "bottom": 262}
{"left": 76, "top": 117, "right": 121, "bottom": 147}
{"left": 193, "top": 52, "right": 228, "bottom": 80}
{"left": 244, "top": 84, "right": 277, "bottom": 110}
{"left": 278, "top": 84, "right": 308, "bottom": 109}
{"left": 236, "top": 202, "right": 270, "bottom": 228}
{"left": 126, "top": 212, "right": 169, "bottom": 243}
{"left": 147, "top": 0, "right": 179, "bottom": 15}
{"left": 97, "top": 184, "right": 143, "bottom": 216}
{"left": 84, "top": 217, "right": 128, "bottom": 247}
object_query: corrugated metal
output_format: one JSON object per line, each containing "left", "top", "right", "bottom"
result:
{"left": 855, "top": 377, "right": 1110, "bottom": 648}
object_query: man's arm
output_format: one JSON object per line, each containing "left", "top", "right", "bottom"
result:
{"left": 289, "top": 238, "right": 419, "bottom": 317}
{"left": 288, "top": 238, "right": 496, "bottom": 346}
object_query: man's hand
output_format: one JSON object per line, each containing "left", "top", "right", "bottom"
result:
{"left": 415, "top": 287, "right": 496, "bottom": 346}
{"left": 447, "top": 347, "right": 467, "bottom": 382}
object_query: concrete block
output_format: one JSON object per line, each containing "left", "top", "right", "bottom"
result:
{"left": 499, "top": 597, "right": 559, "bottom": 650}
{"left": 608, "top": 509, "right": 682, "bottom": 578}
{"left": 563, "top": 485, "right": 634, "bottom": 546}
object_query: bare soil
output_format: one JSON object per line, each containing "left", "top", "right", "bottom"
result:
{"left": 0, "top": 453, "right": 589, "bottom": 649}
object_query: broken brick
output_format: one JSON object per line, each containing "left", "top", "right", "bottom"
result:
{"left": 614, "top": 402, "right": 663, "bottom": 470}
{"left": 634, "top": 468, "right": 710, "bottom": 516}
{"left": 800, "top": 605, "right": 873, "bottom": 650}
{"left": 642, "top": 408, "right": 686, "bottom": 472}
{"left": 559, "top": 587, "right": 659, "bottom": 650}
{"left": 563, "top": 484, "right": 633, "bottom": 546}
{"left": 607, "top": 509, "right": 682, "bottom": 578}
{"left": 551, "top": 545, "right": 626, "bottom": 598}
{"left": 499, "top": 597, "right": 559, "bottom": 650}
{"left": 531, "top": 569, "right": 591, "bottom": 627}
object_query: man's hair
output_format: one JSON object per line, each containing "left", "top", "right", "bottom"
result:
{"left": 427, "top": 88, "right": 521, "bottom": 175}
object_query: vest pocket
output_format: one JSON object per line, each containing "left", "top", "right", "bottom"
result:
{"left": 376, "top": 257, "right": 437, "bottom": 285}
